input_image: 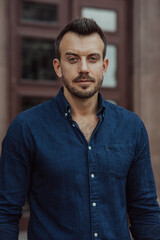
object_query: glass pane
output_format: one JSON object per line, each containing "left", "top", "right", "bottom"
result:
{"left": 21, "top": 1, "right": 57, "bottom": 24}
{"left": 22, "top": 97, "right": 50, "bottom": 111}
{"left": 103, "top": 45, "right": 117, "bottom": 88}
{"left": 22, "top": 38, "right": 56, "bottom": 81}
{"left": 81, "top": 7, "right": 117, "bottom": 32}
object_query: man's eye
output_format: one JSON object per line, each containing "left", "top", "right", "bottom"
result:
{"left": 89, "top": 56, "right": 98, "bottom": 62}
{"left": 68, "top": 58, "right": 78, "bottom": 63}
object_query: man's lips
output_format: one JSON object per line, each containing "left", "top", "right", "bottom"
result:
{"left": 75, "top": 80, "right": 94, "bottom": 86}
{"left": 76, "top": 79, "right": 94, "bottom": 82}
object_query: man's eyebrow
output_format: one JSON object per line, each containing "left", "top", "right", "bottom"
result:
{"left": 65, "top": 52, "right": 79, "bottom": 57}
{"left": 65, "top": 52, "right": 101, "bottom": 58}
{"left": 88, "top": 53, "right": 101, "bottom": 57}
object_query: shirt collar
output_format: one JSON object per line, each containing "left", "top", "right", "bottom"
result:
{"left": 97, "top": 91, "right": 106, "bottom": 116}
{"left": 55, "top": 87, "right": 106, "bottom": 118}
{"left": 55, "top": 88, "right": 71, "bottom": 118}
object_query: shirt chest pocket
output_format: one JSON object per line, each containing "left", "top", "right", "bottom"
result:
{"left": 106, "top": 145, "right": 135, "bottom": 178}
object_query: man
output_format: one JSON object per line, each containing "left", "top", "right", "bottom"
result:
{"left": 0, "top": 18, "right": 160, "bottom": 240}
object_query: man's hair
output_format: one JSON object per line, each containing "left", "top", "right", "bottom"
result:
{"left": 55, "top": 17, "right": 107, "bottom": 60}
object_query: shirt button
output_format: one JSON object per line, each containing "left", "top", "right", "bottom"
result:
{"left": 94, "top": 232, "right": 98, "bottom": 237}
{"left": 65, "top": 112, "right": 68, "bottom": 117}
{"left": 88, "top": 146, "right": 92, "bottom": 150}
{"left": 72, "top": 123, "right": 75, "bottom": 127}
{"left": 68, "top": 109, "right": 71, "bottom": 113}
{"left": 91, "top": 174, "right": 95, "bottom": 178}
{"left": 92, "top": 202, "right": 96, "bottom": 207}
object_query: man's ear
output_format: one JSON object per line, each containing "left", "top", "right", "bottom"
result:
{"left": 53, "top": 59, "right": 62, "bottom": 78}
{"left": 103, "top": 58, "right": 109, "bottom": 76}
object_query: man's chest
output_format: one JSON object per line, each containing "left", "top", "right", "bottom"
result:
{"left": 73, "top": 116, "right": 99, "bottom": 142}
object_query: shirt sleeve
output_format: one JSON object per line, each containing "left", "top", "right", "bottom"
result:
{"left": 0, "top": 115, "right": 32, "bottom": 239}
{"left": 127, "top": 119, "right": 160, "bottom": 240}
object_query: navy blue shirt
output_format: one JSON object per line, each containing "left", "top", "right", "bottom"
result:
{"left": 0, "top": 88, "right": 160, "bottom": 240}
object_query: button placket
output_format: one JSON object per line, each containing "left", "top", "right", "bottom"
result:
{"left": 88, "top": 144, "right": 100, "bottom": 239}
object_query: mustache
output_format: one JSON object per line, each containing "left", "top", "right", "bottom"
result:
{"left": 72, "top": 74, "right": 95, "bottom": 83}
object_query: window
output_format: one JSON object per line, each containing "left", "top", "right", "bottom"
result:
{"left": 22, "top": 96, "right": 50, "bottom": 111}
{"left": 21, "top": 1, "right": 58, "bottom": 24}
{"left": 9, "top": 0, "right": 69, "bottom": 120}
{"left": 82, "top": 7, "right": 117, "bottom": 32}
{"left": 21, "top": 38, "right": 56, "bottom": 82}
{"left": 72, "top": 0, "right": 132, "bottom": 108}
{"left": 103, "top": 44, "right": 117, "bottom": 88}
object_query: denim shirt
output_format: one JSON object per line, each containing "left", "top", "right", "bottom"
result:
{"left": 0, "top": 88, "right": 160, "bottom": 240}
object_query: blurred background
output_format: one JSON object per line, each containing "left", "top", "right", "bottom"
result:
{"left": 0, "top": 0, "right": 160, "bottom": 239}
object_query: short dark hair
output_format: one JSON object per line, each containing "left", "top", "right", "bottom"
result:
{"left": 55, "top": 17, "right": 107, "bottom": 60}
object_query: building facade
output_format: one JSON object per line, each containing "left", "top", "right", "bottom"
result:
{"left": 0, "top": 0, "right": 160, "bottom": 237}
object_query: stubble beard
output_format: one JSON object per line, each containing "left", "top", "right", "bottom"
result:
{"left": 62, "top": 74, "right": 103, "bottom": 99}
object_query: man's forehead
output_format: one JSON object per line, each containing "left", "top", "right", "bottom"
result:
{"left": 59, "top": 32, "right": 104, "bottom": 55}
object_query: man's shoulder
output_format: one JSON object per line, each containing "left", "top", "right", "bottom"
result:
{"left": 103, "top": 101, "right": 148, "bottom": 143}
{"left": 9, "top": 98, "right": 57, "bottom": 131}
{"left": 19, "top": 97, "right": 56, "bottom": 120}
{"left": 104, "top": 100, "right": 141, "bottom": 125}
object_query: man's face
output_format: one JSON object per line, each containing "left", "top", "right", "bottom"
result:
{"left": 53, "top": 32, "right": 108, "bottom": 99}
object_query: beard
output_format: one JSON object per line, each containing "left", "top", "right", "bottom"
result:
{"left": 62, "top": 73, "right": 103, "bottom": 99}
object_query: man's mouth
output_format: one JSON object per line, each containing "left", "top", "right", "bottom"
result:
{"left": 76, "top": 79, "right": 93, "bottom": 82}
{"left": 73, "top": 75, "right": 95, "bottom": 83}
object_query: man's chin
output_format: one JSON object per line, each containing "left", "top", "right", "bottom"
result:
{"left": 70, "top": 88, "right": 98, "bottom": 99}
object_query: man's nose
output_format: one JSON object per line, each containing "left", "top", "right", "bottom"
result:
{"left": 79, "top": 59, "right": 89, "bottom": 73}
